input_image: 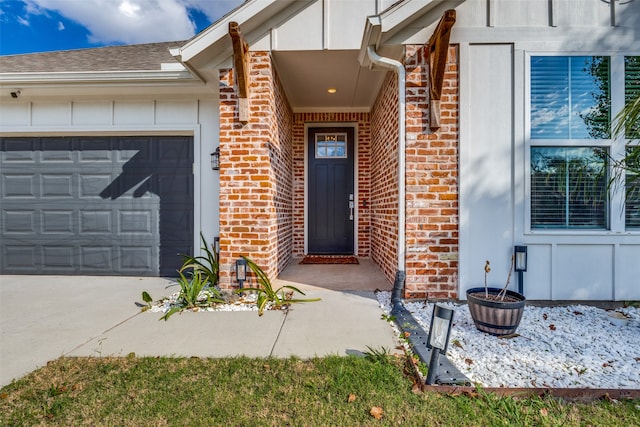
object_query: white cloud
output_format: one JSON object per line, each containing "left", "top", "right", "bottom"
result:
{"left": 23, "top": 0, "right": 244, "bottom": 45}
{"left": 17, "top": 16, "right": 30, "bottom": 26}
{"left": 57, "top": 20, "right": 64, "bottom": 31}
{"left": 119, "top": 0, "right": 142, "bottom": 19}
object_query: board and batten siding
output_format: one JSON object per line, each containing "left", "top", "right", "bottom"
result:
{"left": 461, "top": 44, "right": 640, "bottom": 300}
{"left": 456, "top": 0, "right": 640, "bottom": 300}
{"left": 0, "top": 97, "right": 220, "bottom": 258}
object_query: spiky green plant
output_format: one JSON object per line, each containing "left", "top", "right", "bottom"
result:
{"left": 237, "top": 256, "right": 320, "bottom": 316}
{"left": 363, "top": 346, "right": 392, "bottom": 364}
{"left": 180, "top": 232, "right": 219, "bottom": 287}
{"left": 160, "top": 270, "right": 224, "bottom": 321}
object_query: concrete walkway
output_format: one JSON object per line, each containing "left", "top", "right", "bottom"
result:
{"left": 0, "top": 259, "right": 399, "bottom": 387}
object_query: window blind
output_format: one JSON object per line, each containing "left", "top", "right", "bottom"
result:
{"left": 531, "top": 147, "right": 608, "bottom": 228}
{"left": 625, "top": 56, "right": 640, "bottom": 228}
{"left": 625, "top": 56, "right": 640, "bottom": 139}
{"left": 531, "top": 56, "right": 610, "bottom": 140}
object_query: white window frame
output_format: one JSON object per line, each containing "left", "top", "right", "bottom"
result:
{"left": 525, "top": 52, "right": 638, "bottom": 235}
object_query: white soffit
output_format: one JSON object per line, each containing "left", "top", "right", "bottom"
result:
{"left": 272, "top": 50, "right": 388, "bottom": 112}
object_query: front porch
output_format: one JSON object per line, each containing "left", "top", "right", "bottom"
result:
{"left": 216, "top": 46, "right": 460, "bottom": 300}
{"left": 274, "top": 257, "right": 393, "bottom": 293}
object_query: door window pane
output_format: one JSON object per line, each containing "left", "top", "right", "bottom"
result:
{"left": 531, "top": 147, "right": 608, "bottom": 229}
{"left": 315, "top": 133, "right": 347, "bottom": 158}
{"left": 531, "top": 56, "right": 610, "bottom": 139}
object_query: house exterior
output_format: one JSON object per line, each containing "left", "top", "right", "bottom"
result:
{"left": 1, "top": 0, "right": 639, "bottom": 301}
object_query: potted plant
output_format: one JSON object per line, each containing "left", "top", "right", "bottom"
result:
{"left": 466, "top": 255, "right": 526, "bottom": 336}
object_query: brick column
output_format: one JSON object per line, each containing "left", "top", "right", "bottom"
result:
{"left": 218, "top": 52, "right": 293, "bottom": 288}
{"left": 404, "top": 44, "right": 460, "bottom": 299}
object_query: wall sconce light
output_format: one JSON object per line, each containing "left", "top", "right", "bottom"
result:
{"left": 514, "top": 245, "right": 527, "bottom": 295}
{"left": 213, "top": 237, "right": 220, "bottom": 255}
{"left": 425, "top": 304, "right": 455, "bottom": 385}
{"left": 211, "top": 147, "right": 220, "bottom": 170}
{"left": 235, "top": 258, "right": 247, "bottom": 289}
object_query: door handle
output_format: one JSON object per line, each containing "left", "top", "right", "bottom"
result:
{"left": 349, "top": 194, "right": 354, "bottom": 220}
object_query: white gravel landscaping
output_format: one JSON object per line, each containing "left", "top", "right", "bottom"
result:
{"left": 148, "top": 290, "right": 262, "bottom": 313}
{"left": 376, "top": 291, "right": 640, "bottom": 389}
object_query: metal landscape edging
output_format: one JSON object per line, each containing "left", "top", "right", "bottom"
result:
{"left": 421, "top": 385, "right": 640, "bottom": 402}
{"left": 391, "top": 302, "right": 471, "bottom": 386}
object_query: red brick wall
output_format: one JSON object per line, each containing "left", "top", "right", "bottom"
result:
{"left": 368, "top": 44, "right": 460, "bottom": 299}
{"left": 291, "top": 113, "right": 371, "bottom": 257}
{"left": 218, "top": 52, "right": 293, "bottom": 288}
{"left": 370, "top": 72, "right": 400, "bottom": 285}
{"left": 404, "top": 44, "right": 459, "bottom": 299}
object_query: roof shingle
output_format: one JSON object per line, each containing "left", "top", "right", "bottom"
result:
{"left": 0, "top": 41, "right": 186, "bottom": 73}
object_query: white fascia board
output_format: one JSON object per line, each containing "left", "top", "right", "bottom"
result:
{"left": 0, "top": 70, "right": 197, "bottom": 85}
{"left": 449, "top": 27, "right": 640, "bottom": 51}
{"left": 358, "top": 15, "right": 383, "bottom": 67}
{"left": 358, "top": 0, "right": 451, "bottom": 66}
{"left": 378, "top": 0, "right": 442, "bottom": 33}
{"left": 178, "top": 0, "right": 289, "bottom": 63}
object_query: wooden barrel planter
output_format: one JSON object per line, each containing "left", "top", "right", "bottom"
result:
{"left": 466, "top": 287, "right": 526, "bottom": 336}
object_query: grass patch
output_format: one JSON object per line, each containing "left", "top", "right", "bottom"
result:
{"left": 1, "top": 355, "right": 639, "bottom": 426}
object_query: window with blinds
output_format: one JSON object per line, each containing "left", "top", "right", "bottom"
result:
{"left": 530, "top": 56, "right": 612, "bottom": 230}
{"left": 626, "top": 162, "right": 640, "bottom": 228}
{"left": 625, "top": 56, "right": 640, "bottom": 228}
{"left": 625, "top": 56, "right": 640, "bottom": 139}
{"left": 531, "top": 56, "right": 610, "bottom": 140}
{"left": 531, "top": 147, "right": 608, "bottom": 229}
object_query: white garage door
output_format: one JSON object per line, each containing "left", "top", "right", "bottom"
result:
{"left": 0, "top": 136, "right": 193, "bottom": 276}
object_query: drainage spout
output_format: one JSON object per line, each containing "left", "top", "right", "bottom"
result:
{"left": 366, "top": 45, "right": 406, "bottom": 307}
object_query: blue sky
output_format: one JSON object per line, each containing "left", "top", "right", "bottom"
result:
{"left": 0, "top": 0, "right": 244, "bottom": 56}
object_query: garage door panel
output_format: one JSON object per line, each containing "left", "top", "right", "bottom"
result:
{"left": 78, "top": 137, "right": 115, "bottom": 162}
{"left": 80, "top": 246, "right": 113, "bottom": 270}
{"left": 1, "top": 136, "right": 193, "bottom": 276}
{"left": 161, "top": 207, "right": 192, "bottom": 241}
{"left": 3, "top": 246, "right": 37, "bottom": 270}
{"left": 158, "top": 139, "right": 192, "bottom": 165}
{"left": 79, "top": 150, "right": 112, "bottom": 162}
{"left": 41, "top": 174, "right": 74, "bottom": 197}
{"left": 3, "top": 174, "right": 35, "bottom": 198}
{"left": 118, "top": 210, "right": 154, "bottom": 234}
{"left": 156, "top": 175, "right": 193, "bottom": 199}
{"left": 80, "top": 210, "right": 113, "bottom": 234}
{"left": 42, "top": 139, "right": 74, "bottom": 161}
{"left": 1, "top": 138, "right": 37, "bottom": 161}
{"left": 119, "top": 247, "right": 154, "bottom": 271}
{"left": 42, "top": 210, "right": 74, "bottom": 233}
{"left": 3, "top": 210, "right": 35, "bottom": 233}
{"left": 80, "top": 174, "right": 113, "bottom": 198}
{"left": 44, "top": 246, "right": 75, "bottom": 268}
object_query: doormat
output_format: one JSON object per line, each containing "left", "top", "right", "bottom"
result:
{"left": 300, "top": 255, "right": 359, "bottom": 265}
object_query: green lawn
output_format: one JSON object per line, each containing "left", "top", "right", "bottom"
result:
{"left": 1, "top": 355, "right": 638, "bottom": 426}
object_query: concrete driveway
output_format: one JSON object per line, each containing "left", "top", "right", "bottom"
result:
{"left": 1, "top": 264, "right": 398, "bottom": 387}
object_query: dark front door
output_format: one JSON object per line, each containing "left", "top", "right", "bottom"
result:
{"left": 308, "top": 127, "right": 354, "bottom": 254}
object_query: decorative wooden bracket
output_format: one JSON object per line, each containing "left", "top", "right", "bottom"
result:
{"left": 427, "top": 9, "right": 456, "bottom": 131}
{"left": 229, "top": 21, "right": 250, "bottom": 124}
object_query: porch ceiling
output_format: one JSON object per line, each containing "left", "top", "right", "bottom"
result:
{"left": 272, "top": 50, "right": 390, "bottom": 113}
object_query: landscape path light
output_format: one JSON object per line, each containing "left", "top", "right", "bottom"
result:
{"left": 425, "top": 304, "right": 454, "bottom": 385}
{"left": 235, "top": 258, "right": 247, "bottom": 290}
{"left": 514, "top": 245, "right": 527, "bottom": 295}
